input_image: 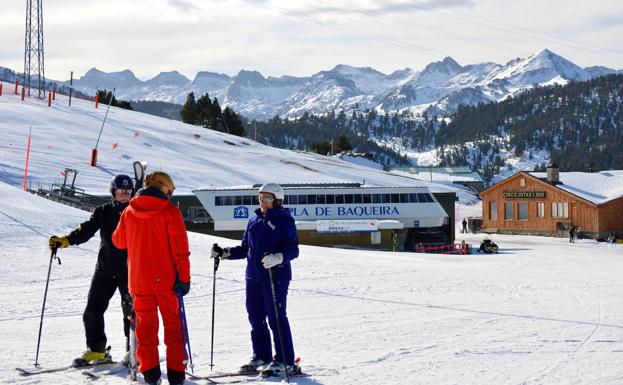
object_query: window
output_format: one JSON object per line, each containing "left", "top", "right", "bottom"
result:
{"left": 520, "top": 178, "right": 526, "bottom": 187}
{"left": 489, "top": 201, "right": 498, "bottom": 220}
{"left": 225, "top": 196, "right": 234, "bottom": 206}
{"left": 335, "top": 194, "right": 344, "bottom": 204}
{"left": 344, "top": 194, "right": 354, "bottom": 204}
{"left": 552, "top": 202, "right": 568, "bottom": 218}
{"left": 307, "top": 194, "right": 317, "bottom": 204}
{"left": 234, "top": 196, "right": 243, "bottom": 205}
{"left": 316, "top": 195, "right": 326, "bottom": 204}
{"left": 518, "top": 202, "right": 528, "bottom": 220}
{"left": 505, "top": 202, "right": 513, "bottom": 220}
{"left": 243, "top": 195, "right": 254, "bottom": 205}
{"left": 363, "top": 194, "right": 372, "bottom": 203}
{"left": 372, "top": 194, "right": 382, "bottom": 203}
{"left": 298, "top": 195, "right": 308, "bottom": 204}
{"left": 409, "top": 193, "right": 418, "bottom": 203}
{"left": 390, "top": 194, "right": 400, "bottom": 203}
{"left": 537, "top": 202, "right": 544, "bottom": 218}
{"left": 399, "top": 193, "right": 409, "bottom": 203}
{"left": 371, "top": 231, "right": 381, "bottom": 244}
{"left": 353, "top": 194, "right": 363, "bottom": 204}
{"left": 382, "top": 194, "right": 391, "bottom": 203}
{"left": 288, "top": 195, "right": 298, "bottom": 205}
{"left": 215, "top": 196, "right": 223, "bottom": 206}
{"left": 326, "top": 194, "right": 334, "bottom": 204}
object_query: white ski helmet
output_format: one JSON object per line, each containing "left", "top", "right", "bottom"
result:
{"left": 258, "top": 183, "right": 284, "bottom": 201}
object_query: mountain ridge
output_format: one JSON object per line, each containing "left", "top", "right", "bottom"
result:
{"left": 2, "top": 49, "right": 621, "bottom": 120}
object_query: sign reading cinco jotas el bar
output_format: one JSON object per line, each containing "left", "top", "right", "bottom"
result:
{"left": 503, "top": 191, "right": 546, "bottom": 199}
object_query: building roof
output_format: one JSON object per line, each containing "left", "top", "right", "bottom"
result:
{"left": 528, "top": 171, "right": 623, "bottom": 205}
{"left": 394, "top": 166, "right": 484, "bottom": 183}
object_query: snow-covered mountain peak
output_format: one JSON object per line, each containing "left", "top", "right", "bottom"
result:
{"left": 416, "top": 56, "right": 463, "bottom": 85}
{"left": 492, "top": 48, "right": 588, "bottom": 85}
{"left": 146, "top": 70, "right": 190, "bottom": 87}
{"left": 193, "top": 71, "right": 231, "bottom": 82}
{"left": 78, "top": 67, "right": 143, "bottom": 89}
{"left": 67, "top": 68, "right": 138, "bottom": 96}
{"left": 423, "top": 57, "right": 462, "bottom": 75}
{"left": 331, "top": 64, "right": 386, "bottom": 77}
{"left": 234, "top": 70, "right": 267, "bottom": 87}
{"left": 46, "top": 49, "right": 618, "bottom": 119}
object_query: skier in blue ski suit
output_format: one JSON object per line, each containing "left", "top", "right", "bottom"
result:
{"left": 212, "top": 183, "right": 299, "bottom": 376}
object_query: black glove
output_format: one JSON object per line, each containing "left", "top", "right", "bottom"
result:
{"left": 49, "top": 235, "right": 69, "bottom": 250}
{"left": 174, "top": 281, "right": 190, "bottom": 296}
{"left": 211, "top": 243, "right": 230, "bottom": 260}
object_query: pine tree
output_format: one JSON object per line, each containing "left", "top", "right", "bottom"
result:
{"left": 180, "top": 92, "right": 198, "bottom": 124}
{"left": 222, "top": 107, "right": 245, "bottom": 137}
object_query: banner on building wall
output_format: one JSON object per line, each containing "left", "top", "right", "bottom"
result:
{"left": 316, "top": 219, "right": 379, "bottom": 233}
{"left": 503, "top": 191, "right": 546, "bottom": 199}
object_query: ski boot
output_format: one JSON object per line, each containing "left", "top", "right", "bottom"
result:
{"left": 239, "top": 357, "right": 268, "bottom": 373}
{"left": 72, "top": 346, "right": 112, "bottom": 367}
{"left": 261, "top": 359, "right": 301, "bottom": 377}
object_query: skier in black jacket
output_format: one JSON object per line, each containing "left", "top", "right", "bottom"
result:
{"left": 49, "top": 174, "right": 134, "bottom": 365}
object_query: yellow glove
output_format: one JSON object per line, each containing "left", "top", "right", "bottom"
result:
{"left": 49, "top": 235, "right": 69, "bottom": 250}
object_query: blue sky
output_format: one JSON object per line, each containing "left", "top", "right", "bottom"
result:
{"left": 1, "top": 0, "right": 622, "bottom": 80}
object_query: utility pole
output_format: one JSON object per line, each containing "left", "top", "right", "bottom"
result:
{"left": 23, "top": 0, "right": 45, "bottom": 98}
{"left": 68, "top": 71, "right": 73, "bottom": 106}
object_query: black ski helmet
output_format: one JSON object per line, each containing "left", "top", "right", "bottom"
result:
{"left": 110, "top": 174, "right": 134, "bottom": 197}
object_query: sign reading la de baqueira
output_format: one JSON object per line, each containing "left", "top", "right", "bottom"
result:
{"left": 503, "top": 191, "right": 546, "bottom": 199}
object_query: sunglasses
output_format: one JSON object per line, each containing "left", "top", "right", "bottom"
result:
{"left": 116, "top": 189, "right": 132, "bottom": 194}
{"left": 258, "top": 197, "right": 274, "bottom": 203}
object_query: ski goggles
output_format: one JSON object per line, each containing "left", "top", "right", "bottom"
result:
{"left": 258, "top": 197, "right": 274, "bottom": 203}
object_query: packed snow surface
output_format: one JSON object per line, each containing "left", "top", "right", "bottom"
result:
{"left": 2, "top": 182, "right": 623, "bottom": 385}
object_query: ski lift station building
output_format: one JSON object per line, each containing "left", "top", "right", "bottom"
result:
{"left": 193, "top": 183, "right": 455, "bottom": 250}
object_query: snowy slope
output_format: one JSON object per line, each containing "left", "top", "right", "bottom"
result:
{"left": 0, "top": 80, "right": 467, "bottom": 198}
{"left": 47, "top": 49, "right": 620, "bottom": 119}
{"left": 2, "top": 180, "right": 623, "bottom": 385}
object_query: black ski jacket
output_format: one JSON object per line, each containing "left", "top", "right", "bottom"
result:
{"left": 67, "top": 200, "right": 129, "bottom": 278}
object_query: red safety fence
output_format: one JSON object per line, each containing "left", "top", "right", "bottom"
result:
{"left": 416, "top": 242, "right": 470, "bottom": 255}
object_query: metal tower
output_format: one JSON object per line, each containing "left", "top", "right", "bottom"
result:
{"left": 23, "top": 0, "right": 45, "bottom": 98}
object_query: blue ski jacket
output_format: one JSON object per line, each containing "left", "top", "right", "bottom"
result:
{"left": 229, "top": 206, "right": 299, "bottom": 282}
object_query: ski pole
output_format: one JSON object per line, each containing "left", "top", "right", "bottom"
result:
{"left": 209, "top": 244, "right": 221, "bottom": 370}
{"left": 268, "top": 267, "right": 289, "bottom": 383}
{"left": 35, "top": 247, "right": 61, "bottom": 367}
{"left": 177, "top": 289, "right": 194, "bottom": 373}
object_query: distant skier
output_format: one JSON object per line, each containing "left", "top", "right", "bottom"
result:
{"left": 48, "top": 174, "right": 134, "bottom": 366}
{"left": 569, "top": 226, "right": 577, "bottom": 243}
{"left": 212, "top": 183, "right": 300, "bottom": 377}
{"left": 112, "top": 171, "right": 190, "bottom": 385}
{"left": 462, "top": 218, "right": 468, "bottom": 234}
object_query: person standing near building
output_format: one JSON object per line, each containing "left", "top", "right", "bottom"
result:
{"left": 211, "top": 183, "right": 300, "bottom": 377}
{"left": 112, "top": 171, "right": 190, "bottom": 385}
{"left": 48, "top": 174, "right": 134, "bottom": 366}
{"left": 569, "top": 226, "right": 576, "bottom": 243}
{"left": 462, "top": 218, "right": 468, "bottom": 234}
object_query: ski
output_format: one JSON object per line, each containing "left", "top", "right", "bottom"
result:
{"left": 80, "top": 364, "right": 129, "bottom": 380}
{"left": 186, "top": 370, "right": 309, "bottom": 383}
{"left": 186, "top": 369, "right": 259, "bottom": 381}
{"left": 201, "top": 373, "right": 310, "bottom": 384}
{"left": 133, "top": 160, "right": 147, "bottom": 191}
{"left": 16, "top": 361, "right": 119, "bottom": 377}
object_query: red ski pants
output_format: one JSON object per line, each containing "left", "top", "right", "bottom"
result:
{"left": 133, "top": 291, "right": 186, "bottom": 373}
